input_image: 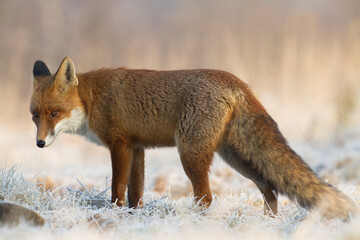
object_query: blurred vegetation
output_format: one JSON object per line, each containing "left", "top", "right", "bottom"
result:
{"left": 0, "top": 0, "right": 359, "bottom": 139}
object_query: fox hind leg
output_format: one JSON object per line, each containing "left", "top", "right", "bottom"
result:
{"left": 176, "top": 96, "right": 233, "bottom": 207}
{"left": 177, "top": 146, "right": 213, "bottom": 206}
{"left": 218, "top": 144, "right": 278, "bottom": 215}
{"left": 258, "top": 183, "right": 278, "bottom": 215}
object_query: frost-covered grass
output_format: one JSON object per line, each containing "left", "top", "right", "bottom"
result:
{"left": 1, "top": 128, "right": 360, "bottom": 239}
{"left": 1, "top": 156, "right": 360, "bottom": 239}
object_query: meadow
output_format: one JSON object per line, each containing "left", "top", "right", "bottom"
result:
{"left": 0, "top": 0, "right": 360, "bottom": 239}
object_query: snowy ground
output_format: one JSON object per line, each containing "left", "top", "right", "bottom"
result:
{"left": 0, "top": 126, "right": 360, "bottom": 240}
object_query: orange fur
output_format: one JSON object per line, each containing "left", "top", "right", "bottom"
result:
{"left": 30, "top": 57, "right": 358, "bottom": 219}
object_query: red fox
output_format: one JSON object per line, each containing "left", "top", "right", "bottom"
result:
{"left": 30, "top": 57, "right": 358, "bottom": 220}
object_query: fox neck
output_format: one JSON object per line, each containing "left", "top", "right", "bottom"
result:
{"left": 72, "top": 71, "right": 116, "bottom": 147}
{"left": 76, "top": 70, "right": 111, "bottom": 115}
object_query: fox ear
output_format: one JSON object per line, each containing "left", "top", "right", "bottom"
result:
{"left": 54, "top": 57, "right": 78, "bottom": 93}
{"left": 33, "top": 60, "right": 51, "bottom": 77}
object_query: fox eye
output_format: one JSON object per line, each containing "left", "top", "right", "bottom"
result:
{"left": 33, "top": 112, "right": 39, "bottom": 119}
{"left": 50, "top": 110, "right": 58, "bottom": 118}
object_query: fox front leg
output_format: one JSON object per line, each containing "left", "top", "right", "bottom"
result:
{"left": 127, "top": 147, "right": 145, "bottom": 208}
{"left": 110, "top": 140, "right": 132, "bottom": 207}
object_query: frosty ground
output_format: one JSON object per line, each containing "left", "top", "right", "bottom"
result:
{"left": 0, "top": 128, "right": 360, "bottom": 240}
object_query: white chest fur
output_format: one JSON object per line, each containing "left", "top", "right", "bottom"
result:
{"left": 57, "top": 108, "right": 105, "bottom": 147}
{"left": 77, "top": 119, "right": 105, "bottom": 147}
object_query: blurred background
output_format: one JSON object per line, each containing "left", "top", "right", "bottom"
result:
{"left": 1, "top": 0, "right": 360, "bottom": 140}
{"left": 0, "top": 0, "right": 360, "bottom": 185}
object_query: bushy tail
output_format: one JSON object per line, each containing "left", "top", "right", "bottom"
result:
{"left": 220, "top": 113, "right": 359, "bottom": 220}
{"left": 317, "top": 186, "right": 358, "bottom": 219}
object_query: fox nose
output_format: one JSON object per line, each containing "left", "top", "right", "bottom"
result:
{"left": 36, "top": 140, "right": 45, "bottom": 148}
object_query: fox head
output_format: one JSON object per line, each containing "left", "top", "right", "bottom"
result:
{"left": 30, "top": 57, "right": 85, "bottom": 148}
